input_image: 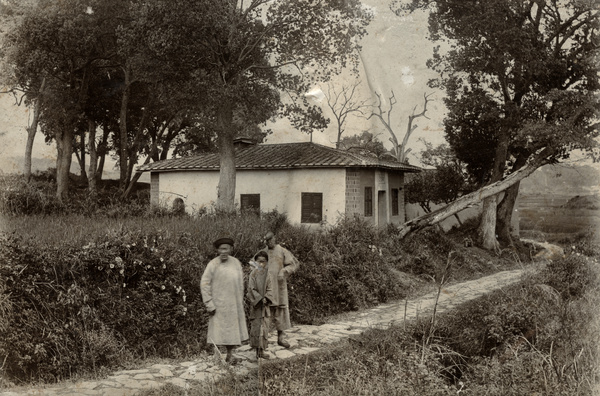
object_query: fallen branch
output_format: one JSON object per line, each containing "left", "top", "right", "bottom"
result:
{"left": 398, "top": 154, "right": 551, "bottom": 239}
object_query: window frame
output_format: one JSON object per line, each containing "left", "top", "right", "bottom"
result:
{"left": 364, "top": 186, "right": 373, "bottom": 217}
{"left": 391, "top": 188, "right": 399, "bottom": 216}
{"left": 301, "top": 192, "right": 323, "bottom": 223}
{"left": 240, "top": 193, "right": 261, "bottom": 212}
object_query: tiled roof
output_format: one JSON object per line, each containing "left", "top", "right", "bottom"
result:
{"left": 138, "top": 142, "right": 422, "bottom": 173}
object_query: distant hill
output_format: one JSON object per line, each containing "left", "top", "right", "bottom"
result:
{"left": 520, "top": 163, "right": 600, "bottom": 196}
{"left": 562, "top": 195, "right": 600, "bottom": 210}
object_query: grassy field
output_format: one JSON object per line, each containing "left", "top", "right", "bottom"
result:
{"left": 519, "top": 193, "right": 600, "bottom": 242}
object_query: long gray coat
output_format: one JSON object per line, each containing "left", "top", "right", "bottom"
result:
{"left": 264, "top": 244, "right": 299, "bottom": 330}
{"left": 200, "top": 256, "right": 249, "bottom": 346}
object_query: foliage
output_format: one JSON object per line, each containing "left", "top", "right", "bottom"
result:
{"left": 0, "top": 208, "right": 527, "bottom": 384}
{"left": 141, "top": 240, "right": 600, "bottom": 395}
{"left": 406, "top": 142, "right": 475, "bottom": 215}
{"left": 396, "top": 0, "right": 600, "bottom": 248}
{"left": 415, "top": 241, "right": 600, "bottom": 395}
{"left": 1, "top": 0, "right": 372, "bottom": 204}
{"left": 338, "top": 130, "right": 388, "bottom": 158}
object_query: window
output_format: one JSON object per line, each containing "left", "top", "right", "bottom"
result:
{"left": 301, "top": 193, "right": 323, "bottom": 223}
{"left": 391, "top": 188, "right": 399, "bottom": 216}
{"left": 240, "top": 194, "right": 260, "bottom": 212}
{"left": 364, "top": 187, "right": 373, "bottom": 216}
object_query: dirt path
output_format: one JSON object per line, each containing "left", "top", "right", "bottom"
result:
{"left": 0, "top": 268, "right": 530, "bottom": 396}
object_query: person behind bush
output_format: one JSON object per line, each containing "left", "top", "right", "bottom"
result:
{"left": 200, "top": 237, "right": 248, "bottom": 365}
{"left": 247, "top": 250, "right": 274, "bottom": 360}
{"left": 261, "top": 231, "right": 299, "bottom": 348}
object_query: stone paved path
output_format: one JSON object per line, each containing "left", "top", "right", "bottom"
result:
{"left": 1, "top": 268, "right": 528, "bottom": 396}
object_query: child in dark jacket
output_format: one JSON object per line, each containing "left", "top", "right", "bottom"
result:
{"left": 247, "top": 251, "right": 274, "bottom": 359}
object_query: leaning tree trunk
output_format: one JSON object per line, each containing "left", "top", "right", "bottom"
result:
{"left": 87, "top": 119, "right": 98, "bottom": 197}
{"left": 55, "top": 128, "right": 74, "bottom": 202}
{"left": 397, "top": 154, "right": 550, "bottom": 240}
{"left": 216, "top": 102, "right": 236, "bottom": 213}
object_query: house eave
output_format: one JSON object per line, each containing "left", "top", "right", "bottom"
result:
{"left": 141, "top": 164, "right": 422, "bottom": 173}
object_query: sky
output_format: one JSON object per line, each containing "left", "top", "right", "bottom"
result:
{"left": 0, "top": 0, "right": 448, "bottom": 178}
{"left": 265, "top": 2, "right": 447, "bottom": 161}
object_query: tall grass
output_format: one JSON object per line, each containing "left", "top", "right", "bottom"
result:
{"left": 139, "top": 231, "right": 600, "bottom": 396}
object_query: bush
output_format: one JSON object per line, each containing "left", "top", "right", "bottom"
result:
{"left": 0, "top": 232, "right": 208, "bottom": 383}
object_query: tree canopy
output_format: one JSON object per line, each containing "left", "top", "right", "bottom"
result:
{"left": 2, "top": 0, "right": 371, "bottom": 206}
{"left": 396, "top": 0, "right": 600, "bottom": 248}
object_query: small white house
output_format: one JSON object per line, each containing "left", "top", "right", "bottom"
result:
{"left": 138, "top": 141, "right": 421, "bottom": 227}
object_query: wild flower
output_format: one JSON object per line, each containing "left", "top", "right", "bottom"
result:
{"left": 109, "top": 264, "right": 114, "bottom": 269}
{"left": 161, "top": 285, "right": 165, "bottom": 290}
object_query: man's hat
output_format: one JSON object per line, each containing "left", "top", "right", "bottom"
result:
{"left": 213, "top": 237, "right": 234, "bottom": 249}
{"left": 264, "top": 231, "right": 275, "bottom": 241}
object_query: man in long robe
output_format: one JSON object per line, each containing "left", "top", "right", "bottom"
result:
{"left": 263, "top": 231, "right": 299, "bottom": 348}
{"left": 201, "top": 237, "right": 248, "bottom": 364}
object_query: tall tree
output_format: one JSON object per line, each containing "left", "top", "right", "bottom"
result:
{"left": 398, "top": 0, "right": 600, "bottom": 249}
{"left": 4, "top": 0, "right": 126, "bottom": 201}
{"left": 148, "top": 0, "right": 372, "bottom": 212}
{"left": 0, "top": 0, "right": 44, "bottom": 183}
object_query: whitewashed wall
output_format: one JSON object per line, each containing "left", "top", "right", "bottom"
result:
{"left": 156, "top": 168, "right": 347, "bottom": 225}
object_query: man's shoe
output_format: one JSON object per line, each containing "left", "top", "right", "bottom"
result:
{"left": 277, "top": 338, "right": 290, "bottom": 348}
{"left": 257, "top": 350, "right": 271, "bottom": 359}
{"left": 225, "top": 355, "right": 241, "bottom": 365}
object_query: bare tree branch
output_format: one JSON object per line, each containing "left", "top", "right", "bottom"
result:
{"left": 322, "top": 79, "right": 371, "bottom": 148}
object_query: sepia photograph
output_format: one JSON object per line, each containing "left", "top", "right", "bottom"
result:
{"left": 0, "top": 0, "right": 599, "bottom": 395}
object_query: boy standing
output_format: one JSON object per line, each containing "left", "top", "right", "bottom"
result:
{"left": 247, "top": 251, "right": 274, "bottom": 359}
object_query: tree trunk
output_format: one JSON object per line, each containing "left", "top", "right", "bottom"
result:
{"left": 479, "top": 195, "right": 500, "bottom": 251}
{"left": 119, "top": 63, "right": 131, "bottom": 191}
{"left": 397, "top": 155, "right": 549, "bottom": 239}
{"left": 216, "top": 103, "right": 236, "bottom": 212}
{"left": 24, "top": 102, "right": 41, "bottom": 183}
{"left": 55, "top": 128, "right": 74, "bottom": 202}
{"left": 87, "top": 119, "right": 98, "bottom": 197}
{"left": 496, "top": 154, "right": 528, "bottom": 245}
{"left": 477, "top": 127, "right": 510, "bottom": 250}
{"left": 123, "top": 155, "right": 152, "bottom": 199}
{"left": 79, "top": 130, "right": 87, "bottom": 180}
{"left": 24, "top": 78, "right": 45, "bottom": 183}
{"left": 124, "top": 102, "right": 152, "bottom": 191}
{"left": 496, "top": 181, "right": 520, "bottom": 245}
{"left": 453, "top": 213, "right": 462, "bottom": 226}
{"left": 95, "top": 125, "right": 110, "bottom": 182}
